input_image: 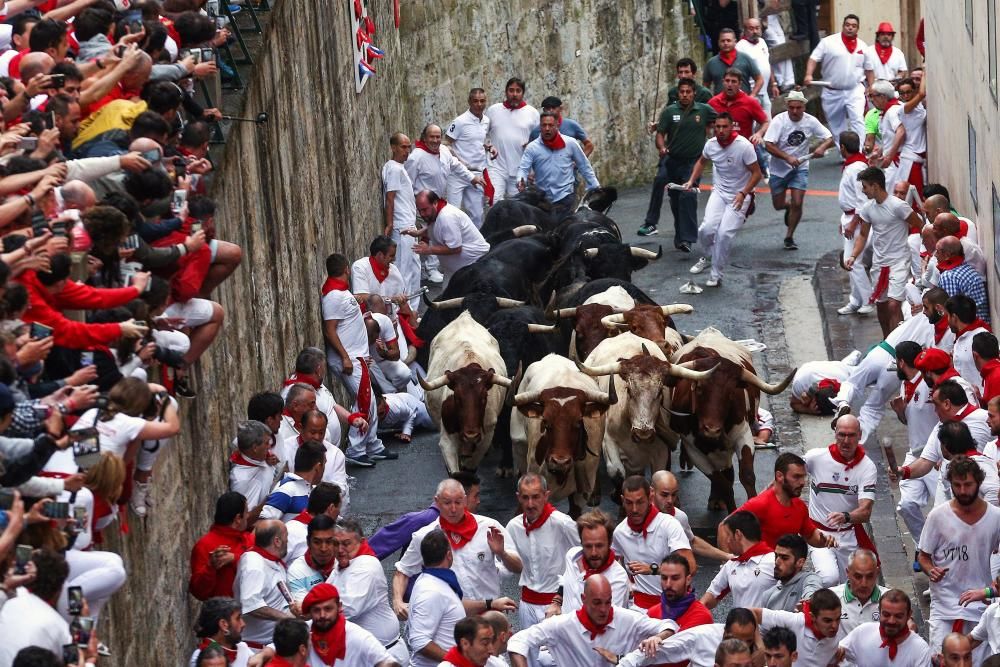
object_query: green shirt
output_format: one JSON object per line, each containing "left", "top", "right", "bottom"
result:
{"left": 657, "top": 101, "right": 717, "bottom": 160}
{"left": 667, "top": 84, "right": 713, "bottom": 105}
{"left": 864, "top": 108, "right": 881, "bottom": 138}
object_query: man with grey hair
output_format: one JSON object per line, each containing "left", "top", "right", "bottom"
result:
{"left": 233, "top": 519, "right": 297, "bottom": 647}
{"left": 276, "top": 383, "right": 317, "bottom": 469}
{"left": 281, "top": 347, "right": 346, "bottom": 445}
{"left": 869, "top": 79, "right": 905, "bottom": 190}
{"left": 229, "top": 419, "right": 278, "bottom": 518}
{"left": 828, "top": 549, "right": 888, "bottom": 639}
{"left": 505, "top": 473, "right": 580, "bottom": 651}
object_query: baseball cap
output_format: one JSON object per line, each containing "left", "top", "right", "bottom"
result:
{"left": 786, "top": 90, "right": 807, "bottom": 104}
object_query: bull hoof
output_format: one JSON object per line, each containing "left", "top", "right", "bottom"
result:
{"left": 495, "top": 466, "right": 514, "bottom": 479}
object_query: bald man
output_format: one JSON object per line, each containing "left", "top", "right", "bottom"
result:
{"left": 507, "top": 574, "right": 678, "bottom": 667}
{"left": 935, "top": 237, "right": 990, "bottom": 323}
{"left": 941, "top": 632, "right": 974, "bottom": 666}
{"left": 651, "top": 471, "right": 734, "bottom": 561}
{"left": 404, "top": 123, "right": 482, "bottom": 200}
{"left": 932, "top": 213, "right": 987, "bottom": 276}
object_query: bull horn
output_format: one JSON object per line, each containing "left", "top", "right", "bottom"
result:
{"left": 418, "top": 373, "right": 450, "bottom": 391}
{"left": 490, "top": 369, "right": 514, "bottom": 388}
{"left": 659, "top": 304, "right": 694, "bottom": 316}
{"left": 641, "top": 343, "right": 651, "bottom": 356}
{"left": 512, "top": 388, "right": 542, "bottom": 406}
{"left": 426, "top": 296, "right": 465, "bottom": 310}
{"left": 569, "top": 329, "right": 579, "bottom": 362}
{"left": 527, "top": 323, "right": 558, "bottom": 333}
{"left": 547, "top": 306, "right": 578, "bottom": 320}
{"left": 600, "top": 313, "right": 628, "bottom": 330}
{"left": 667, "top": 361, "right": 719, "bottom": 381}
{"left": 583, "top": 248, "right": 599, "bottom": 258}
{"left": 629, "top": 246, "right": 662, "bottom": 260}
{"left": 740, "top": 368, "right": 796, "bottom": 395}
{"left": 495, "top": 297, "right": 525, "bottom": 308}
{"left": 511, "top": 224, "right": 539, "bottom": 238}
{"left": 575, "top": 360, "right": 622, "bottom": 377}
{"left": 404, "top": 346, "right": 418, "bottom": 365}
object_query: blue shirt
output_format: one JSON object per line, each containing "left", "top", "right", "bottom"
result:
{"left": 528, "top": 117, "right": 588, "bottom": 142}
{"left": 516, "top": 134, "right": 600, "bottom": 203}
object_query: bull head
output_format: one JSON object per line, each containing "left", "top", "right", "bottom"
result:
{"left": 424, "top": 296, "right": 525, "bottom": 310}
{"left": 599, "top": 304, "right": 694, "bottom": 331}
{"left": 422, "top": 364, "right": 512, "bottom": 457}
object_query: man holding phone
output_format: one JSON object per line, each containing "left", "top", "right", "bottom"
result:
{"left": 0, "top": 549, "right": 75, "bottom": 663}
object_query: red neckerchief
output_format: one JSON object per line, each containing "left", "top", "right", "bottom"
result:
{"left": 321, "top": 277, "right": 350, "bottom": 296}
{"left": 627, "top": 504, "right": 658, "bottom": 539}
{"left": 733, "top": 540, "right": 772, "bottom": 562}
{"left": 934, "top": 316, "right": 950, "bottom": 343}
{"left": 576, "top": 607, "right": 614, "bottom": 640}
{"left": 936, "top": 368, "right": 961, "bottom": 385}
{"left": 802, "top": 601, "right": 827, "bottom": 639}
{"left": 882, "top": 98, "right": 900, "bottom": 114}
{"left": 957, "top": 319, "right": 992, "bottom": 338}
{"left": 305, "top": 550, "right": 335, "bottom": 579}
{"left": 439, "top": 511, "right": 478, "bottom": 549}
{"left": 310, "top": 613, "right": 347, "bottom": 665}
{"left": 582, "top": 548, "right": 617, "bottom": 579}
{"left": 949, "top": 403, "right": 978, "bottom": 422}
{"left": 356, "top": 539, "right": 377, "bottom": 558}
{"left": 718, "top": 49, "right": 737, "bottom": 66}
{"left": 414, "top": 139, "right": 439, "bottom": 155}
{"left": 503, "top": 99, "right": 526, "bottom": 110}
{"left": 717, "top": 130, "right": 739, "bottom": 148}
{"left": 229, "top": 451, "right": 263, "bottom": 467}
{"left": 936, "top": 255, "right": 962, "bottom": 272}
{"left": 369, "top": 255, "right": 390, "bottom": 283}
{"left": 248, "top": 546, "right": 285, "bottom": 568}
{"left": 982, "top": 359, "right": 1000, "bottom": 380}
{"left": 903, "top": 376, "right": 922, "bottom": 405}
{"left": 197, "top": 638, "right": 237, "bottom": 664}
{"left": 828, "top": 443, "right": 866, "bottom": 470}
{"left": 843, "top": 152, "right": 868, "bottom": 170}
{"left": 292, "top": 510, "right": 312, "bottom": 525}
{"left": 874, "top": 42, "right": 894, "bottom": 65}
{"left": 434, "top": 198, "right": 448, "bottom": 215}
{"left": 958, "top": 221, "right": 969, "bottom": 238}
{"left": 441, "top": 647, "right": 478, "bottom": 667}
{"left": 841, "top": 33, "right": 859, "bottom": 53}
{"left": 266, "top": 657, "right": 297, "bottom": 667}
{"left": 524, "top": 503, "right": 556, "bottom": 535}
{"left": 541, "top": 132, "right": 567, "bottom": 150}
{"left": 283, "top": 372, "right": 322, "bottom": 389}
{"left": 879, "top": 624, "right": 911, "bottom": 660}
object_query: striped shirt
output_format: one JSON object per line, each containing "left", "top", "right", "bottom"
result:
{"left": 259, "top": 473, "right": 312, "bottom": 522}
{"left": 804, "top": 448, "right": 877, "bottom": 525}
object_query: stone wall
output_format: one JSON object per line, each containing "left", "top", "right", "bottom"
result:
{"left": 101, "top": 2, "right": 701, "bottom": 664}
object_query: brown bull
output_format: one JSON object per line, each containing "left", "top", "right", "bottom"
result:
{"left": 600, "top": 304, "right": 691, "bottom": 355}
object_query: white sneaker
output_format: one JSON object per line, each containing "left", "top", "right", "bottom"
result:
{"left": 837, "top": 303, "right": 860, "bottom": 315}
{"left": 690, "top": 257, "right": 710, "bottom": 274}
{"left": 857, "top": 304, "right": 875, "bottom": 315}
{"left": 705, "top": 277, "right": 721, "bottom": 288}
{"left": 130, "top": 482, "right": 150, "bottom": 518}
{"left": 425, "top": 269, "right": 444, "bottom": 284}
{"left": 841, "top": 350, "right": 863, "bottom": 366}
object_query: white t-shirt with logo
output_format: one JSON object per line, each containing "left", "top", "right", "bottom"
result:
{"left": 701, "top": 135, "right": 758, "bottom": 200}
{"left": 321, "top": 288, "right": 370, "bottom": 368}
{"left": 858, "top": 194, "right": 913, "bottom": 268}
{"left": 763, "top": 111, "right": 832, "bottom": 178}
{"left": 446, "top": 109, "right": 490, "bottom": 171}
{"left": 381, "top": 160, "right": 417, "bottom": 231}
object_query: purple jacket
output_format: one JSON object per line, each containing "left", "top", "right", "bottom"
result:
{"left": 368, "top": 504, "right": 440, "bottom": 560}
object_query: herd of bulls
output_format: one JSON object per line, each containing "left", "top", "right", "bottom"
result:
{"left": 413, "top": 188, "right": 796, "bottom": 515}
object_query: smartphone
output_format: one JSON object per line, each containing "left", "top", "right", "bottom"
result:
{"left": 43, "top": 501, "right": 71, "bottom": 519}
{"left": 67, "top": 586, "right": 84, "bottom": 616}
{"left": 190, "top": 222, "right": 203, "bottom": 234}
{"left": 48, "top": 110, "right": 55, "bottom": 130}
{"left": 51, "top": 220, "right": 68, "bottom": 238}
{"left": 171, "top": 189, "right": 187, "bottom": 215}
{"left": 14, "top": 544, "right": 31, "bottom": 574}
{"left": 71, "top": 429, "right": 101, "bottom": 469}
{"left": 128, "top": 20, "right": 143, "bottom": 33}
{"left": 71, "top": 616, "right": 93, "bottom": 647}
{"left": 17, "top": 136, "right": 38, "bottom": 150}
{"left": 62, "top": 644, "right": 78, "bottom": 666}
{"left": 188, "top": 48, "right": 201, "bottom": 64}
{"left": 30, "top": 322, "right": 53, "bottom": 340}
{"left": 80, "top": 351, "right": 94, "bottom": 367}
{"left": 173, "top": 156, "right": 187, "bottom": 178}
{"left": 140, "top": 148, "right": 161, "bottom": 164}
{"left": 31, "top": 402, "right": 51, "bottom": 419}
{"left": 121, "top": 233, "right": 139, "bottom": 250}
{"left": 73, "top": 506, "right": 87, "bottom": 530}
{"left": 133, "top": 320, "right": 147, "bottom": 328}
{"left": 49, "top": 74, "right": 65, "bottom": 88}
{"left": 0, "top": 489, "right": 13, "bottom": 510}
{"left": 201, "top": 48, "right": 216, "bottom": 63}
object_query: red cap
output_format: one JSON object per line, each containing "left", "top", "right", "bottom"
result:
{"left": 914, "top": 348, "right": 952, "bottom": 372}
{"left": 815, "top": 378, "right": 842, "bottom": 394}
{"left": 876, "top": 22, "right": 896, "bottom": 34}
{"left": 301, "top": 583, "right": 340, "bottom": 614}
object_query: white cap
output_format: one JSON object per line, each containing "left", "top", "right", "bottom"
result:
{"left": 785, "top": 90, "right": 807, "bottom": 103}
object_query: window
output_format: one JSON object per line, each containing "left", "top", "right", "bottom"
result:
{"left": 991, "top": 0, "right": 998, "bottom": 100}
{"left": 968, "top": 0, "right": 976, "bottom": 39}
{"left": 993, "top": 186, "right": 1000, "bottom": 277}
{"left": 970, "top": 118, "right": 979, "bottom": 212}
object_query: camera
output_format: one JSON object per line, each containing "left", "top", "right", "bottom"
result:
{"left": 70, "top": 428, "right": 101, "bottom": 470}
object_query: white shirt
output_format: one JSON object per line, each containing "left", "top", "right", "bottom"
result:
{"left": 829, "top": 582, "right": 889, "bottom": 638}
{"left": 369, "top": 311, "right": 399, "bottom": 363}
{"left": 920, "top": 408, "right": 992, "bottom": 464}
{"left": 507, "top": 606, "right": 676, "bottom": 667}
{"left": 839, "top": 620, "right": 931, "bottom": 666}
{"left": 763, "top": 112, "right": 832, "bottom": 178}
{"left": 281, "top": 433, "right": 350, "bottom": 511}
{"left": 351, "top": 256, "right": 407, "bottom": 302}
{"left": 484, "top": 102, "right": 540, "bottom": 175}
{"left": 428, "top": 204, "right": 490, "bottom": 279}
{"left": 506, "top": 509, "right": 580, "bottom": 596}
{"left": 279, "top": 382, "right": 343, "bottom": 449}
{"left": 307, "top": 621, "right": 393, "bottom": 667}
{"left": 970, "top": 600, "right": 1000, "bottom": 655}
{"left": 381, "top": 392, "right": 426, "bottom": 435}
{"left": 701, "top": 135, "right": 758, "bottom": 199}
{"left": 285, "top": 514, "right": 310, "bottom": 564}
{"left": 446, "top": 109, "right": 490, "bottom": 171}
{"left": 329, "top": 554, "right": 400, "bottom": 646}
{"left": 954, "top": 325, "right": 991, "bottom": 388}
{"left": 809, "top": 33, "right": 869, "bottom": 89}
{"left": 900, "top": 374, "right": 938, "bottom": 454}
{"left": 918, "top": 502, "right": 1000, "bottom": 622}
{"left": 859, "top": 194, "right": 913, "bottom": 268}
{"left": 189, "top": 643, "right": 252, "bottom": 667}
{"left": 322, "top": 286, "right": 369, "bottom": 368}
{"left": 619, "top": 623, "right": 723, "bottom": 667}
{"left": 382, "top": 160, "right": 418, "bottom": 230}
{"left": 233, "top": 550, "right": 290, "bottom": 645}
{"left": 877, "top": 103, "right": 903, "bottom": 158}
{"left": 838, "top": 160, "right": 868, "bottom": 216}
{"left": 405, "top": 144, "right": 474, "bottom": 198}
{"left": 706, "top": 550, "right": 777, "bottom": 608}
{"left": 260, "top": 473, "right": 312, "bottom": 522}
{"left": 899, "top": 103, "right": 927, "bottom": 160}
{"left": 0, "top": 589, "right": 72, "bottom": 663}
{"left": 804, "top": 448, "right": 877, "bottom": 524}
{"left": 791, "top": 360, "right": 852, "bottom": 399}
{"left": 396, "top": 514, "right": 510, "bottom": 600}
{"left": 863, "top": 45, "right": 908, "bottom": 80}
{"left": 71, "top": 408, "right": 145, "bottom": 458}
{"left": 887, "top": 309, "right": 952, "bottom": 351}
{"left": 760, "top": 608, "right": 839, "bottom": 667}
{"left": 286, "top": 554, "right": 324, "bottom": 603}
{"left": 667, "top": 506, "right": 695, "bottom": 541}
{"left": 612, "top": 512, "right": 691, "bottom": 596}
{"left": 559, "top": 546, "right": 631, "bottom": 613}
{"left": 229, "top": 452, "right": 277, "bottom": 510}
{"left": 408, "top": 571, "right": 466, "bottom": 667}
{"left": 736, "top": 38, "right": 771, "bottom": 90}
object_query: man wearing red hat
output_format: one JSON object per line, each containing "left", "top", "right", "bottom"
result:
{"left": 863, "top": 22, "right": 908, "bottom": 85}
{"left": 913, "top": 347, "right": 979, "bottom": 406}
{"left": 788, "top": 359, "right": 853, "bottom": 415}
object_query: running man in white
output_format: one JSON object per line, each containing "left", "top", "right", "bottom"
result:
{"left": 683, "top": 112, "right": 762, "bottom": 288}
{"left": 484, "top": 76, "right": 540, "bottom": 200}
{"left": 835, "top": 130, "right": 873, "bottom": 315}
{"left": 804, "top": 14, "right": 868, "bottom": 139}
{"left": 445, "top": 87, "right": 492, "bottom": 228}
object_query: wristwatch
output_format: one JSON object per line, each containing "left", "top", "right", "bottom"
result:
{"left": 842, "top": 511, "right": 852, "bottom": 525}
{"left": 649, "top": 562, "right": 659, "bottom": 575}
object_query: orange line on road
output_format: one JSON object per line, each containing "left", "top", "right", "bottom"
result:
{"left": 700, "top": 184, "right": 840, "bottom": 197}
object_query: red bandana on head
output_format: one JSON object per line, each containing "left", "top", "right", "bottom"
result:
{"left": 503, "top": 99, "right": 526, "bottom": 110}
{"left": 583, "top": 548, "right": 617, "bottom": 579}
{"left": 441, "top": 647, "right": 478, "bottom": 667}
{"left": 717, "top": 130, "right": 739, "bottom": 148}
{"left": 524, "top": 503, "right": 556, "bottom": 535}
{"left": 880, "top": 623, "right": 911, "bottom": 660}
{"left": 321, "top": 277, "right": 350, "bottom": 296}
{"left": 627, "top": 504, "right": 658, "bottom": 538}
{"left": 414, "top": 139, "right": 439, "bottom": 155}
{"left": 542, "top": 132, "right": 567, "bottom": 151}
{"left": 733, "top": 541, "right": 772, "bottom": 562}
{"left": 310, "top": 614, "right": 347, "bottom": 665}
{"left": 369, "top": 255, "right": 390, "bottom": 283}
{"left": 719, "top": 49, "right": 737, "bottom": 66}
{"left": 828, "top": 443, "right": 866, "bottom": 470}
{"left": 439, "top": 511, "right": 478, "bottom": 548}
{"left": 576, "top": 607, "right": 614, "bottom": 640}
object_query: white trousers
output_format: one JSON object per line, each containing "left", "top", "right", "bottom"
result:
{"left": 447, "top": 174, "right": 485, "bottom": 228}
{"left": 518, "top": 602, "right": 550, "bottom": 667}
{"left": 841, "top": 223, "right": 872, "bottom": 307}
{"left": 810, "top": 527, "right": 859, "bottom": 587}
{"left": 697, "top": 190, "right": 751, "bottom": 281}
{"left": 371, "top": 359, "right": 413, "bottom": 394}
{"left": 897, "top": 451, "right": 938, "bottom": 548}
{"left": 391, "top": 229, "right": 422, "bottom": 311}
{"left": 331, "top": 359, "right": 384, "bottom": 459}
{"left": 387, "top": 638, "right": 410, "bottom": 666}
{"left": 821, "top": 86, "right": 866, "bottom": 139}
{"left": 487, "top": 164, "right": 521, "bottom": 200}
{"left": 765, "top": 16, "right": 795, "bottom": 87}
{"left": 832, "top": 347, "right": 898, "bottom": 444}
{"left": 137, "top": 436, "right": 173, "bottom": 473}
{"left": 60, "top": 549, "right": 127, "bottom": 623}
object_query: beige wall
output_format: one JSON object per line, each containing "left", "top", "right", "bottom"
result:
{"left": 830, "top": 0, "right": 920, "bottom": 66}
{"left": 924, "top": 2, "right": 1000, "bottom": 320}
